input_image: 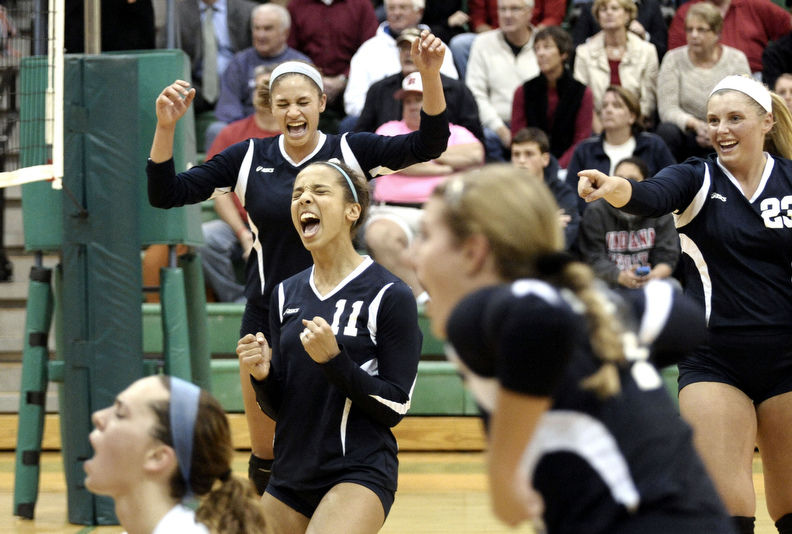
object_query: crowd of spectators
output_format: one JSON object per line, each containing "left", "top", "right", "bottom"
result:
{"left": 56, "top": 4, "right": 792, "bottom": 533}
{"left": 67, "top": 0, "right": 789, "bottom": 167}
{"left": 58, "top": 0, "right": 792, "bottom": 299}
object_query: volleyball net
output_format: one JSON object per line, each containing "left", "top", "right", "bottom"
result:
{"left": 0, "top": 0, "right": 63, "bottom": 190}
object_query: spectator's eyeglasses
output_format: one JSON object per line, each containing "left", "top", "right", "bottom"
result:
{"left": 498, "top": 5, "right": 529, "bottom": 13}
{"left": 685, "top": 26, "right": 713, "bottom": 34}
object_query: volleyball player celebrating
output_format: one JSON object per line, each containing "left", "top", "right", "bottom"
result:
{"left": 147, "top": 30, "right": 448, "bottom": 493}
{"left": 410, "top": 165, "right": 735, "bottom": 533}
{"left": 238, "top": 161, "right": 419, "bottom": 533}
{"left": 84, "top": 375, "right": 266, "bottom": 534}
{"left": 579, "top": 75, "right": 792, "bottom": 534}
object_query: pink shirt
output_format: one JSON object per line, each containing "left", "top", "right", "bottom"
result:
{"left": 373, "top": 121, "right": 479, "bottom": 204}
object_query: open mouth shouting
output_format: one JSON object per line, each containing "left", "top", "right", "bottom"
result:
{"left": 300, "top": 211, "right": 321, "bottom": 238}
{"left": 287, "top": 121, "right": 308, "bottom": 137}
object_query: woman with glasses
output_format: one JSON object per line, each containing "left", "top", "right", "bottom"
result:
{"left": 656, "top": 2, "right": 749, "bottom": 162}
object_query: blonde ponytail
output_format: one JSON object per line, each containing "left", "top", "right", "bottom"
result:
{"left": 551, "top": 261, "right": 627, "bottom": 399}
{"left": 436, "top": 166, "right": 629, "bottom": 399}
{"left": 768, "top": 92, "right": 792, "bottom": 160}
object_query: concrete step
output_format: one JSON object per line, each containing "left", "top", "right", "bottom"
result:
{"left": 0, "top": 307, "right": 28, "bottom": 356}
{"left": 0, "top": 253, "right": 59, "bottom": 357}
{"left": 4, "top": 184, "right": 24, "bottom": 249}
{"left": 0, "top": 252, "right": 59, "bottom": 293}
{"left": 0, "top": 305, "right": 57, "bottom": 358}
{"left": 4, "top": 202, "right": 21, "bottom": 248}
{"left": 0, "top": 362, "right": 59, "bottom": 413}
{"left": 5, "top": 185, "right": 20, "bottom": 201}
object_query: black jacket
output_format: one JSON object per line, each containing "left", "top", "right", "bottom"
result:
{"left": 355, "top": 72, "right": 484, "bottom": 144}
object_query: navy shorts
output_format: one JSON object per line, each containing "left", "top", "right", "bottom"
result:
{"left": 678, "top": 328, "right": 792, "bottom": 404}
{"left": 266, "top": 478, "right": 395, "bottom": 519}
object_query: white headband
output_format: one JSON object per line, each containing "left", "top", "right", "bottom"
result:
{"left": 269, "top": 61, "right": 324, "bottom": 93}
{"left": 709, "top": 75, "right": 772, "bottom": 113}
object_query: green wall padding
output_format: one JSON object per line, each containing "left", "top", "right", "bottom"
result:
{"left": 179, "top": 253, "right": 211, "bottom": 390}
{"left": 108, "top": 49, "right": 203, "bottom": 247}
{"left": 13, "top": 267, "right": 54, "bottom": 519}
{"left": 60, "top": 55, "right": 145, "bottom": 526}
{"left": 160, "top": 267, "right": 192, "bottom": 381}
{"left": 20, "top": 56, "right": 61, "bottom": 252}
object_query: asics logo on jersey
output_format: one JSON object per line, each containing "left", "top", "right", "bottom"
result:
{"left": 256, "top": 166, "right": 274, "bottom": 173}
{"left": 710, "top": 193, "right": 727, "bottom": 203}
{"left": 284, "top": 307, "right": 300, "bottom": 315}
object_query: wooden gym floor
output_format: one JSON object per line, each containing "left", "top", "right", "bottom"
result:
{"left": 0, "top": 450, "right": 776, "bottom": 534}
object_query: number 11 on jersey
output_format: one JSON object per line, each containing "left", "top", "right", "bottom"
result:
{"left": 330, "top": 299, "right": 364, "bottom": 337}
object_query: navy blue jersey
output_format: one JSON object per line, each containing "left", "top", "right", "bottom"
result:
{"left": 148, "top": 111, "right": 449, "bottom": 337}
{"left": 251, "top": 258, "right": 421, "bottom": 493}
{"left": 625, "top": 154, "right": 792, "bottom": 330}
{"left": 446, "top": 280, "right": 734, "bottom": 534}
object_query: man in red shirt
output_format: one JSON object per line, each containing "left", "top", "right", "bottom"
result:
{"left": 286, "top": 0, "right": 379, "bottom": 119}
{"left": 667, "top": 0, "right": 791, "bottom": 73}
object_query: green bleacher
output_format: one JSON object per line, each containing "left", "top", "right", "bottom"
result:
{"left": 142, "top": 302, "right": 681, "bottom": 414}
{"left": 142, "top": 302, "right": 476, "bottom": 415}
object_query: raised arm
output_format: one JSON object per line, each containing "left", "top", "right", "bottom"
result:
{"left": 413, "top": 30, "right": 447, "bottom": 116}
{"left": 150, "top": 80, "right": 195, "bottom": 163}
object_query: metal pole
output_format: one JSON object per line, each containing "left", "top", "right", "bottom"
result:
{"left": 166, "top": 0, "right": 176, "bottom": 49}
{"left": 83, "top": 0, "right": 100, "bottom": 54}
{"left": 33, "top": 0, "right": 48, "bottom": 56}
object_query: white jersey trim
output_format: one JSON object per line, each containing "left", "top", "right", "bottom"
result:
{"left": 369, "top": 392, "right": 412, "bottom": 415}
{"left": 209, "top": 186, "right": 232, "bottom": 199}
{"left": 522, "top": 410, "right": 641, "bottom": 513}
{"left": 340, "top": 397, "right": 352, "bottom": 456}
{"left": 152, "top": 504, "right": 209, "bottom": 534}
{"left": 361, "top": 358, "right": 378, "bottom": 375}
{"left": 717, "top": 153, "right": 775, "bottom": 203}
{"left": 277, "top": 283, "right": 285, "bottom": 323}
{"left": 308, "top": 256, "right": 374, "bottom": 301}
{"left": 339, "top": 133, "right": 366, "bottom": 177}
{"left": 251, "top": 216, "right": 265, "bottom": 295}
{"left": 225, "top": 140, "right": 265, "bottom": 294}
{"left": 638, "top": 280, "right": 673, "bottom": 346}
{"left": 678, "top": 233, "right": 713, "bottom": 324}
{"left": 279, "top": 132, "right": 327, "bottom": 166}
{"left": 366, "top": 282, "right": 393, "bottom": 345}
{"left": 674, "top": 163, "right": 710, "bottom": 228}
{"left": 509, "top": 279, "right": 562, "bottom": 304}
{"left": 235, "top": 139, "right": 255, "bottom": 204}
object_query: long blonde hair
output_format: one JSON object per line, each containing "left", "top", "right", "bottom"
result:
{"left": 768, "top": 92, "right": 792, "bottom": 159}
{"left": 433, "top": 165, "right": 627, "bottom": 398}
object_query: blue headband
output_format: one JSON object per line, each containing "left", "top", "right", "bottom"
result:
{"left": 169, "top": 376, "right": 201, "bottom": 499}
{"left": 320, "top": 161, "right": 359, "bottom": 203}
